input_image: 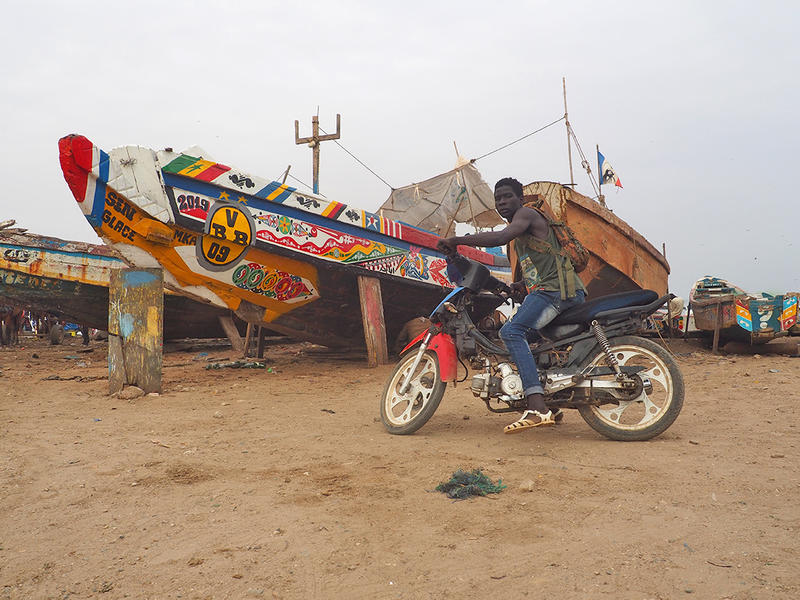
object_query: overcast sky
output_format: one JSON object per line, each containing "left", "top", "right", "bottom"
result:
{"left": 2, "top": 0, "right": 797, "bottom": 299}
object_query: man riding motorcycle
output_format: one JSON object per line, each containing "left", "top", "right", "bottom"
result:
{"left": 437, "top": 177, "right": 585, "bottom": 433}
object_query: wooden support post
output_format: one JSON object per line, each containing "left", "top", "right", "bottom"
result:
{"left": 108, "top": 268, "right": 163, "bottom": 394}
{"left": 243, "top": 322, "right": 254, "bottom": 358}
{"left": 683, "top": 303, "right": 692, "bottom": 340}
{"left": 712, "top": 300, "right": 723, "bottom": 354}
{"left": 218, "top": 314, "right": 244, "bottom": 353}
{"left": 357, "top": 275, "right": 389, "bottom": 367}
{"left": 666, "top": 294, "right": 673, "bottom": 338}
{"left": 256, "top": 326, "right": 267, "bottom": 358}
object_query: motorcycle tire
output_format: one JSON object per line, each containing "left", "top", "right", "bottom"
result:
{"left": 577, "top": 335, "right": 684, "bottom": 441}
{"left": 380, "top": 349, "right": 446, "bottom": 435}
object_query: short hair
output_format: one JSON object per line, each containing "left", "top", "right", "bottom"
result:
{"left": 494, "top": 177, "right": 523, "bottom": 198}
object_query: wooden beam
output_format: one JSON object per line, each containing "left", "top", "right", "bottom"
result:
{"left": 243, "top": 322, "right": 254, "bottom": 358}
{"left": 683, "top": 303, "right": 692, "bottom": 340}
{"left": 357, "top": 275, "right": 389, "bottom": 367}
{"left": 256, "top": 326, "right": 267, "bottom": 358}
{"left": 108, "top": 268, "right": 163, "bottom": 394}
{"left": 712, "top": 300, "right": 722, "bottom": 354}
{"left": 218, "top": 314, "right": 244, "bottom": 353}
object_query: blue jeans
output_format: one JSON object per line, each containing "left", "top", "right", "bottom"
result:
{"left": 499, "top": 289, "right": 586, "bottom": 396}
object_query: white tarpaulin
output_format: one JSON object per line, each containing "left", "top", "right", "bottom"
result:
{"left": 378, "top": 161, "right": 504, "bottom": 238}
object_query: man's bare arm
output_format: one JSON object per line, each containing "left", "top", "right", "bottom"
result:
{"left": 436, "top": 207, "right": 543, "bottom": 254}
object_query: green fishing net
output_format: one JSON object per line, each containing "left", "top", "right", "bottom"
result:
{"left": 205, "top": 360, "right": 266, "bottom": 370}
{"left": 435, "top": 469, "right": 506, "bottom": 500}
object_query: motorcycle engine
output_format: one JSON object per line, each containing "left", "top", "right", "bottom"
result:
{"left": 471, "top": 363, "right": 524, "bottom": 400}
{"left": 497, "top": 363, "right": 523, "bottom": 397}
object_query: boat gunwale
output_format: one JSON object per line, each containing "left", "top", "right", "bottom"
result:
{"left": 531, "top": 180, "right": 670, "bottom": 273}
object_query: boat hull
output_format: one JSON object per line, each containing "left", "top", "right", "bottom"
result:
{"left": 0, "top": 230, "right": 238, "bottom": 339}
{"left": 58, "top": 135, "right": 504, "bottom": 349}
{"left": 521, "top": 182, "right": 670, "bottom": 297}
{"left": 689, "top": 277, "right": 798, "bottom": 343}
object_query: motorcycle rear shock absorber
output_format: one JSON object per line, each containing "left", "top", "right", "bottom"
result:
{"left": 591, "top": 320, "right": 624, "bottom": 379}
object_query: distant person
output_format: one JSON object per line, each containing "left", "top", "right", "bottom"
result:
{"left": 437, "top": 177, "right": 586, "bottom": 433}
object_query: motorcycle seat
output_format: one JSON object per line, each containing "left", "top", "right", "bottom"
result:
{"left": 551, "top": 289, "right": 659, "bottom": 326}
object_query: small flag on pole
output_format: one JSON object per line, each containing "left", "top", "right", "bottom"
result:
{"left": 598, "top": 150, "right": 623, "bottom": 188}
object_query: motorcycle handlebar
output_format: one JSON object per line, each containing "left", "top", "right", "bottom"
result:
{"left": 445, "top": 252, "right": 514, "bottom": 302}
{"left": 486, "top": 275, "right": 512, "bottom": 296}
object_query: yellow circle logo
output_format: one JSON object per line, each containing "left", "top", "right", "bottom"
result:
{"left": 200, "top": 205, "right": 253, "bottom": 267}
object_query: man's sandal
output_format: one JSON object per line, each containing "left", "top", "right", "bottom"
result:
{"left": 503, "top": 409, "right": 555, "bottom": 434}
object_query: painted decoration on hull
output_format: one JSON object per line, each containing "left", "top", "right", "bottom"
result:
{"left": 231, "top": 262, "right": 315, "bottom": 303}
{"left": 85, "top": 184, "right": 320, "bottom": 319}
{"left": 60, "top": 134, "right": 508, "bottom": 273}
{"left": 735, "top": 295, "right": 797, "bottom": 333}
{"left": 166, "top": 188, "right": 453, "bottom": 288}
{"left": 0, "top": 243, "right": 120, "bottom": 287}
{"left": 198, "top": 203, "right": 254, "bottom": 270}
{"left": 782, "top": 296, "right": 799, "bottom": 330}
{"left": 58, "top": 133, "right": 510, "bottom": 331}
{"left": 1, "top": 268, "right": 67, "bottom": 294}
{"left": 161, "top": 158, "right": 429, "bottom": 251}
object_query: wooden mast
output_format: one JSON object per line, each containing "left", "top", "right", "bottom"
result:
{"left": 563, "top": 77, "right": 575, "bottom": 188}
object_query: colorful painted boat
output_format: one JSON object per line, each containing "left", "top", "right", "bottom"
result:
{"left": 0, "top": 227, "right": 239, "bottom": 339}
{"left": 789, "top": 293, "right": 800, "bottom": 335}
{"left": 518, "top": 182, "right": 670, "bottom": 298}
{"left": 58, "top": 135, "right": 507, "bottom": 348}
{"left": 689, "top": 276, "right": 798, "bottom": 343}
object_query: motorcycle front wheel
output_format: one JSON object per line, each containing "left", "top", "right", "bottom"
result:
{"left": 380, "top": 349, "right": 446, "bottom": 435}
{"left": 577, "top": 335, "right": 684, "bottom": 441}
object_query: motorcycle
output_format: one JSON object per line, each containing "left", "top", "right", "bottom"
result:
{"left": 380, "top": 254, "right": 684, "bottom": 441}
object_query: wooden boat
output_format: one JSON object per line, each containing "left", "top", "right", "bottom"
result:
{"left": 0, "top": 226, "right": 239, "bottom": 339}
{"left": 689, "top": 276, "right": 798, "bottom": 343}
{"left": 519, "top": 182, "right": 670, "bottom": 297}
{"left": 58, "top": 135, "right": 507, "bottom": 349}
{"left": 790, "top": 293, "right": 800, "bottom": 335}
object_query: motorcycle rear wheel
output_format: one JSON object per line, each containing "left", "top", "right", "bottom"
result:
{"left": 380, "top": 349, "right": 446, "bottom": 435}
{"left": 577, "top": 335, "right": 684, "bottom": 441}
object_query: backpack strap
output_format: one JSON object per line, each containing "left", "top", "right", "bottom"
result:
{"left": 557, "top": 255, "right": 577, "bottom": 300}
{"left": 523, "top": 235, "right": 577, "bottom": 300}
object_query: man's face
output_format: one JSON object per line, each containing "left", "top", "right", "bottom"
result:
{"left": 494, "top": 185, "right": 523, "bottom": 221}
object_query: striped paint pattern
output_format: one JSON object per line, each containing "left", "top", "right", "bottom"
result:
{"left": 160, "top": 150, "right": 504, "bottom": 268}
{"left": 160, "top": 154, "right": 416, "bottom": 253}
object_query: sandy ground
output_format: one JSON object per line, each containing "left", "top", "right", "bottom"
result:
{"left": 1, "top": 333, "right": 799, "bottom": 600}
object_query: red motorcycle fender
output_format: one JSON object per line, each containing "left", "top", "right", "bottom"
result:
{"left": 400, "top": 329, "right": 458, "bottom": 383}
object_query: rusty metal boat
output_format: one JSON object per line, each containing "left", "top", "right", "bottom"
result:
{"left": 517, "top": 182, "right": 670, "bottom": 298}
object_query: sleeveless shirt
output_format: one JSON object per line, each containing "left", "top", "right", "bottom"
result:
{"left": 513, "top": 227, "right": 586, "bottom": 297}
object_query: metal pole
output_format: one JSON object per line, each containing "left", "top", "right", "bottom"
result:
{"left": 596, "top": 144, "right": 605, "bottom": 206}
